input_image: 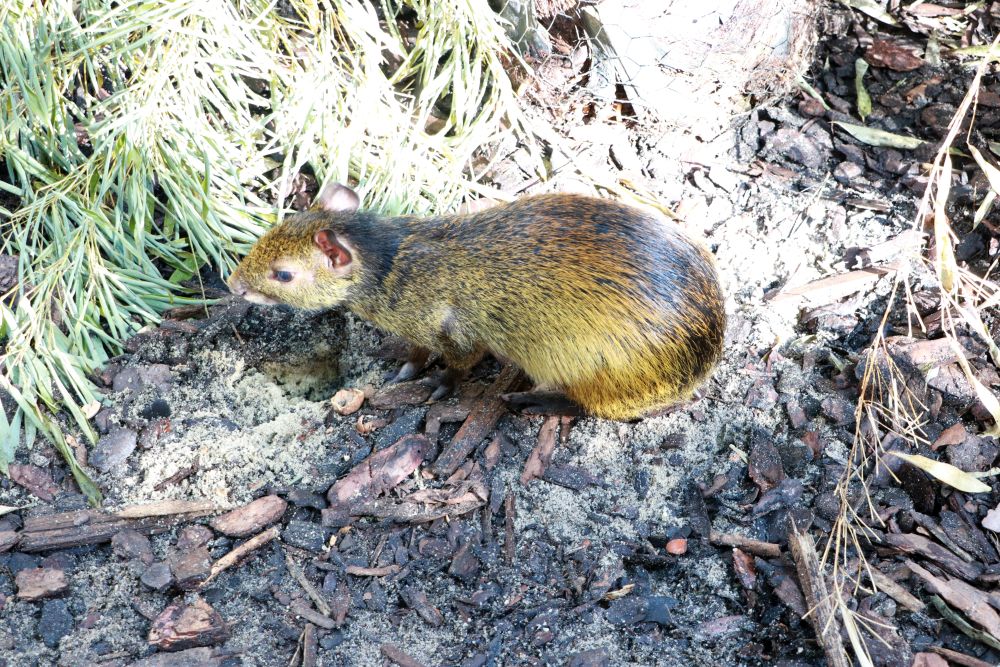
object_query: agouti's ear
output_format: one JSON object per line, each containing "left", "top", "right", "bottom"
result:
{"left": 314, "top": 230, "right": 353, "bottom": 276}
{"left": 315, "top": 182, "right": 360, "bottom": 213}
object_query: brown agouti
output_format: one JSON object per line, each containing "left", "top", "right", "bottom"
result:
{"left": 227, "top": 183, "right": 725, "bottom": 420}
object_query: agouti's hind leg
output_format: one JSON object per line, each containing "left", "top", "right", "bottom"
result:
{"left": 430, "top": 345, "right": 485, "bottom": 401}
{"left": 388, "top": 347, "right": 431, "bottom": 383}
{"left": 501, "top": 390, "right": 585, "bottom": 417}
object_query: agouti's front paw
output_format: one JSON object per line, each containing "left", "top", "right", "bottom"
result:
{"left": 386, "top": 347, "right": 431, "bottom": 384}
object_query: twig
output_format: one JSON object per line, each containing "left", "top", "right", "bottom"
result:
{"left": 285, "top": 552, "right": 332, "bottom": 616}
{"left": 204, "top": 525, "right": 279, "bottom": 585}
{"left": 788, "top": 521, "right": 851, "bottom": 667}
{"left": 709, "top": 530, "right": 781, "bottom": 558}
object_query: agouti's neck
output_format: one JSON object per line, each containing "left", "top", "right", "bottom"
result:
{"left": 339, "top": 212, "right": 416, "bottom": 316}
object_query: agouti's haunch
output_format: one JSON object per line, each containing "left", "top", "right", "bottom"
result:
{"left": 227, "top": 183, "right": 725, "bottom": 420}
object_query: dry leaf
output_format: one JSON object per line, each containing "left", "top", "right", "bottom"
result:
{"left": 330, "top": 388, "right": 365, "bottom": 416}
{"left": 889, "top": 452, "right": 991, "bottom": 493}
{"left": 933, "top": 154, "right": 957, "bottom": 294}
{"left": 833, "top": 122, "right": 924, "bottom": 149}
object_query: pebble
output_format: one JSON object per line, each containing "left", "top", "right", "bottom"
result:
{"left": 141, "top": 562, "right": 174, "bottom": 592}
{"left": 112, "top": 529, "right": 154, "bottom": 565}
{"left": 38, "top": 599, "right": 73, "bottom": 648}
{"left": 282, "top": 520, "right": 326, "bottom": 553}
{"left": 89, "top": 426, "right": 138, "bottom": 472}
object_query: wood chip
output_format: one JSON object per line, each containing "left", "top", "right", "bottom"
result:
{"left": 708, "top": 530, "right": 781, "bottom": 558}
{"left": 148, "top": 596, "right": 229, "bottom": 651}
{"left": 18, "top": 503, "right": 216, "bottom": 553}
{"left": 770, "top": 262, "right": 900, "bottom": 308}
{"left": 927, "top": 645, "right": 996, "bottom": 667}
{"left": 205, "top": 525, "right": 280, "bottom": 585}
{"left": 908, "top": 560, "right": 1000, "bottom": 640}
{"left": 209, "top": 495, "right": 287, "bottom": 537}
{"left": 433, "top": 365, "right": 524, "bottom": 476}
{"left": 883, "top": 532, "right": 983, "bottom": 581}
{"left": 345, "top": 564, "right": 400, "bottom": 577}
{"left": 521, "top": 416, "right": 560, "bottom": 484}
{"left": 327, "top": 435, "right": 429, "bottom": 509}
{"left": 787, "top": 522, "right": 850, "bottom": 667}
{"left": 380, "top": 644, "right": 426, "bottom": 667}
{"left": 8, "top": 464, "right": 59, "bottom": 502}
{"left": 15, "top": 567, "right": 68, "bottom": 600}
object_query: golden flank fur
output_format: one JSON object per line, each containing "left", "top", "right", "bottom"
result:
{"left": 229, "top": 185, "right": 725, "bottom": 420}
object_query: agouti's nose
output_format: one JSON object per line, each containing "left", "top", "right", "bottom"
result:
{"left": 228, "top": 275, "right": 247, "bottom": 297}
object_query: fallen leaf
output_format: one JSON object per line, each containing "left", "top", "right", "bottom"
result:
{"left": 889, "top": 452, "right": 991, "bottom": 493}
{"left": 864, "top": 39, "right": 924, "bottom": 71}
{"left": 833, "top": 122, "right": 924, "bottom": 149}
{"left": 932, "top": 423, "right": 967, "bottom": 449}
{"left": 835, "top": 0, "right": 898, "bottom": 25}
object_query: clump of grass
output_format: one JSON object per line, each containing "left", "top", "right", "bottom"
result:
{"left": 0, "top": 0, "right": 534, "bottom": 503}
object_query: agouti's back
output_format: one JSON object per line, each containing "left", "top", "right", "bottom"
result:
{"left": 228, "top": 186, "right": 726, "bottom": 420}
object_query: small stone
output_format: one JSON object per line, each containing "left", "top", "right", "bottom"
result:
{"left": 833, "top": 161, "right": 863, "bottom": 185}
{"left": 148, "top": 597, "right": 228, "bottom": 651}
{"left": 128, "top": 647, "right": 223, "bottom": 667}
{"left": 112, "top": 529, "right": 154, "bottom": 565}
{"left": 38, "top": 599, "right": 73, "bottom": 648}
{"left": 285, "top": 488, "right": 327, "bottom": 510}
{"left": 89, "top": 426, "right": 138, "bottom": 472}
{"left": 139, "top": 398, "right": 172, "bottom": 419}
{"left": 605, "top": 596, "right": 646, "bottom": 626}
{"left": 786, "top": 401, "right": 807, "bottom": 429}
{"left": 210, "top": 495, "right": 287, "bottom": 538}
{"left": 15, "top": 567, "right": 68, "bottom": 600}
{"left": 643, "top": 596, "right": 675, "bottom": 626}
{"left": 169, "top": 546, "right": 211, "bottom": 590}
{"left": 448, "top": 542, "right": 480, "bottom": 583}
{"left": 141, "top": 562, "right": 174, "bottom": 592}
{"left": 112, "top": 364, "right": 174, "bottom": 394}
{"left": 665, "top": 538, "right": 687, "bottom": 555}
{"left": 568, "top": 648, "right": 610, "bottom": 667}
{"left": 820, "top": 397, "right": 854, "bottom": 425}
{"left": 281, "top": 520, "right": 326, "bottom": 553}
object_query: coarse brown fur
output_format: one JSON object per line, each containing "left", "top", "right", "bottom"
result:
{"left": 228, "top": 188, "right": 726, "bottom": 420}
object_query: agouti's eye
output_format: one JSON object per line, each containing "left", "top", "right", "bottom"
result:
{"left": 273, "top": 270, "right": 295, "bottom": 283}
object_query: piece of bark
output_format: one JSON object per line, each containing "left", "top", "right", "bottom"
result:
{"left": 709, "top": 530, "right": 781, "bottom": 558}
{"left": 424, "top": 401, "right": 474, "bottom": 444}
{"left": 504, "top": 493, "right": 516, "bottom": 565}
{"left": 302, "top": 623, "right": 317, "bottom": 667}
{"left": 882, "top": 533, "right": 983, "bottom": 581}
{"left": 205, "top": 525, "right": 280, "bottom": 585}
{"left": 169, "top": 545, "right": 211, "bottom": 590}
{"left": 15, "top": 567, "right": 68, "bottom": 600}
{"left": 927, "top": 645, "right": 996, "bottom": 667}
{"left": 369, "top": 381, "right": 433, "bottom": 409}
{"left": 747, "top": 430, "right": 785, "bottom": 492}
{"left": 345, "top": 564, "right": 400, "bottom": 577}
{"left": 330, "top": 581, "right": 350, "bottom": 626}
{"left": 521, "top": 416, "right": 560, "bottom": 484}
{"left": 380, "top": 645, "right": 427, "bottom": 667}
{"left": 433, "top": 365, "right": 524, "bottom": 476}
{"left": 787, "top": 522, "right": 850, "bottom": 667}
{"left": 400, "top": 586, "right": 444, "bottom": 627}
{"left": 770, "top": 262, "right": 900, "bottom": 308}
{"left": 0, "top": 530, "right": 18, "bottom": 553}
{"left": 126, "top": 647, "right": 224, "bottom": 667}
{"left": 349, "top": 498, "right": 484, "bottom": 524}
{"left": 866, "top": 566, "right": 925, "bottom": 614}
{"left": 908, "top": 560, "right": 1000, "bottom": 639}
{"left": 541, "top": 465, "right": 605, "bottom": 490}
{"left": 327, "top": 435, "right": 429, "bottom": 508}
{"left": 9, "top": 464, "right": 59, "bottom": 502}
{"left": 148, "top": 596, "right": 228, "bottom": 651}
{"left": 291, "top": 600, "right": 337, "bottom": 630}
{"left": 209, "top": 495, "right": 287, "bottom": 538}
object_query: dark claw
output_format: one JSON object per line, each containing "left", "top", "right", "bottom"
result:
{"left": 428, "top": 368, "right": 464, "bottom": 401}
{"left": 501, "top": 391, "right": 585, "bottom": 416}
{"left": 389, "top": 360, "right": 422, "bottom": 384}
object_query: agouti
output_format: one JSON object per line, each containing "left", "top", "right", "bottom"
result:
{"left": 227, "top": 183, "right": 725, "bottom": 420}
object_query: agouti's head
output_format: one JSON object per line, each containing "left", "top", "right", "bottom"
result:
{"left": 228, "top": 183, "right": 363, "bottom": 310}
